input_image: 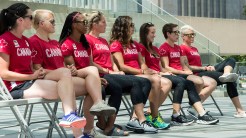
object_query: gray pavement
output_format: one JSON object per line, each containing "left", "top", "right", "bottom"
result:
{"left": 1, "top": 94, "right": 246, "bottom": 138}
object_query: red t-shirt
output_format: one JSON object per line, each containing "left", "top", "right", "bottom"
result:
{"left": 138, "top": 43, "right": 160, "bottom": 72}
{"left": 180, "top": 44, "right": 202, "bottom": 67}
{"left": 29, "top": 35, "right": 64, "bottom": 70}
{"left": 86, "top": 35, "right": 113, "bottom": 71}
{"left": 110, "top": 40, "right": 140, "bottom": 69}
{"left": 60, "top": 37, "right": 91, "bottom": 69}
{"left": 159, "top": 42, "right": 183, "bottom": 70}
{"left": 0, "top": 31, "right": 33, "bottom": 91}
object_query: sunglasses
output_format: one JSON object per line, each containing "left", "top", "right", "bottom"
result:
{"left": 74, "top": 20, "right": 88, "bottom": 26}
{"left": 183, "top": 33, "right": 196, "bottom": 38}
{"left": 49, "top": 19, "right": 56, "bottom": 25}
{"left": 22, "top": 15, "right": 33, "bottom": 20}
{"left": 170, "top": 30, "right": 180, "bottom": 35}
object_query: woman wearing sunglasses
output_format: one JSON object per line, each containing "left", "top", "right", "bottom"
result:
{"left": 138, "top": 22, "right": 197, "bottom": 126}
{"left": 159, "top": 23, "right": 219, "bottom": 125}
{"left": 0, "top": 3, "right": 88, "bottom": 137}
{"left": 29, "top": 10, "right": 116, "bottom": 138}
{"left": 110, "top": 16, "right": 173, "bottom": 131}
{"left": 180, "top": 25, "right": 245, "bottom": 118}
{"left": 86, "top": 11, "right": 156, "bottom": 135}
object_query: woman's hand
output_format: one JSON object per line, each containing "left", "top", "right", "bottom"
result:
{"left": 32, "top": 67, "right": 45, "bottom": 79}
{"left": 67, "top": 64, "right": 78, "bottom": 76}
{"left": 143, "top": 68, "right": 156, "bottom": 75}
{"left": 206, "top": 66, "right": 215, "bottom": 71}
{"left": 100, "top": 78, "right": 108, "bottom": 86}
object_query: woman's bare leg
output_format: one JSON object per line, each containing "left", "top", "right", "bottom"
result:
{"left": 137, "top": 74, "right": 161, "bottom": 118}
{"left": 187, "top": 75, "right": 204, "bottom": 94}
{"left": 199, "top": 76, "right": 217, "bottom": 103}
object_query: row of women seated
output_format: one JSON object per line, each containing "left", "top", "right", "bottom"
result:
{"left": 0, "top": 3, "right": 245, "bottom": 138}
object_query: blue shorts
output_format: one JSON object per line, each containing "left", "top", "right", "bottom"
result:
{"left": 10, "top": 80, "right": 35, "bottom": 99}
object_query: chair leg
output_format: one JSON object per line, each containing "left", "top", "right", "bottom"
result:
{"left": 210, "top": 95, "right": 223, "bottom": 116}
{"left": 18, "top": 104, "right": 30, "bottom": 138}
{"left": 11, "top": 106, "right": 35, "bottom": 138}
{"left": 77, "top": 96, "right": 84, "bottom": 117}
{"left": 47, "top": 102, "right": 59, "bottom": 138}
{"left": 121, "top": 95, "right": 132, "bottom": 117}
{"left": 43, "top": 103, "right": 67, "bottom": 138}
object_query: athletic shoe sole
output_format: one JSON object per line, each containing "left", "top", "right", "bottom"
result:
{"left": 90, "top": 108, "right": 116, "bottom": 116}
{"left": 196, "top": 119, "right": 219, "bottom": 125}
{"left": 219, "top": 73, "right": 238, "bottom": 82}
{"left": 59, "top": 118, "right": 87, "bottom": 128}
{"left": 170, "top": 120, "right": 194, "bottom": 126}
{"left": 154, "top": 123, "right": 171, "bottom": 130}
{"left": 126, "top": 125, "right": 144, "bottom": 133}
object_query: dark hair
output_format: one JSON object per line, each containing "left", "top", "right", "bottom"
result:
{"left": 110, "top": 16, "right": 133, "bottom": 47}
{"left": 162, "top": 23, "right": 178, "bottom": 39}
{"left": 0, "top": 3, "right": 30, "bottom": 35}
{"left": 139, "top": 22, "right": 158, "bottom": 58}
{"left": 59, "top": 11, "right": 89, "bottom": 49}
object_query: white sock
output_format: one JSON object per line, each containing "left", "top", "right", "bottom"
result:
{"left": 199, "top": 111, "right": 206, "bottom": 116}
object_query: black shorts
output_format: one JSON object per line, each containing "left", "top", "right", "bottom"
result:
{"left": 177, "top": 74, "right": 188, "bottom": 79}
{"left": 10, "top": 80, "right": 36, "bottom": 99}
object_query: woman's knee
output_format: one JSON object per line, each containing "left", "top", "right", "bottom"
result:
{"left": 86, "top": 66, "right": 99, "bottom": 74}
{"left": 150, "top": 75, "right": 161, "bottom": 86}
{"left": 161, "top": 78, "right": 172, "bottom": 89}
{"left": 190, "top": 76, "right": 204, "bottom": 86}
{"left": 56, "top": 68, "right": 72, "bottom": 78}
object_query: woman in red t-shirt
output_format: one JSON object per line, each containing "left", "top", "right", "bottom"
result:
{"left": 0, "top": 3, "right": 86, "bottom": 133}
{"left": 86, "top": 11, "right": 158, "bottom": 135}
{"left": 110, "top": 16, "right": 173, "bottom": 130}
{"left": 160, "top": 23, "right": 219, "bottom": 125}
{"left": 59, "top": 11, "right": 134, "bottom": 136}
{"left": 138, "top": 22, "right": 195, "bottom": 125}
{"left": 29, "top": 10, "right": 115, "bottom": 137}
{"left": 180, "top": 25, "right": 245, "bottom": 118}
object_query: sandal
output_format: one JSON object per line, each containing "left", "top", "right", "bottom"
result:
{"left": 96, "top": 121, "right": 105, "bottom": 130}
{"left": 96, "top": 122, "right": 127, "bottom": 131}
{"left": 105, "top": 126, "right": 129, "bottom": 136}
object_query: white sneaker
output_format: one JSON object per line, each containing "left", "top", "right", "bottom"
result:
{"left": 234, "top": 112, "right": 246, "bottom": 118}
{"left": 219, "top": 73, "right": 238, "bottom": 82}
{"left": 90, "top": 101, "right": 116, "bottom": 116}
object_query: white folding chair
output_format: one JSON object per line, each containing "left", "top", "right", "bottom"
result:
{"left": 0, "top": 78, "right": 67, "bottom": 138}
{"left": 0, "top": 77, "right": 34, "bottom": 137}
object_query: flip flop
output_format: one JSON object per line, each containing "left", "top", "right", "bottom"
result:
{"left": 106, "top": 126, "right": 129, "bottom": 136}
{"left": 96, "top": 121, "right": 105, "bottom": 130}
{"left": 96, "top": 122, "right": 127, "bottom": 131}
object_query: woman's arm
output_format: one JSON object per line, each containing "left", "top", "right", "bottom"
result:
{"left": 181, "top": 56, "right": 206, "bottom": 71}
{"left": 160, "top": 56, "right": 191, "bottom": 75}
{"left": 90, "top": 55, "right": 110, "bottom": 74}
{"left": 0, "top": 53, "right": 39, "bottom": 81}
{"left": 112, "top": 52, "right": 143, "bottom": 75}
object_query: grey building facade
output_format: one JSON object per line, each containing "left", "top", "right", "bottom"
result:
{"left": 156, "top": 0, "right": 246, "bottom": 19}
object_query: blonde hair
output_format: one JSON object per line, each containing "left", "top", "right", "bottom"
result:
{"left": 180, "top": 25, "right": 194, "bottom": 35}
{"left": 86, "top": 11, "right": 103, "bottom": 31}
{"left": 32, "top": 9, "right": 54, "bottom": 30}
